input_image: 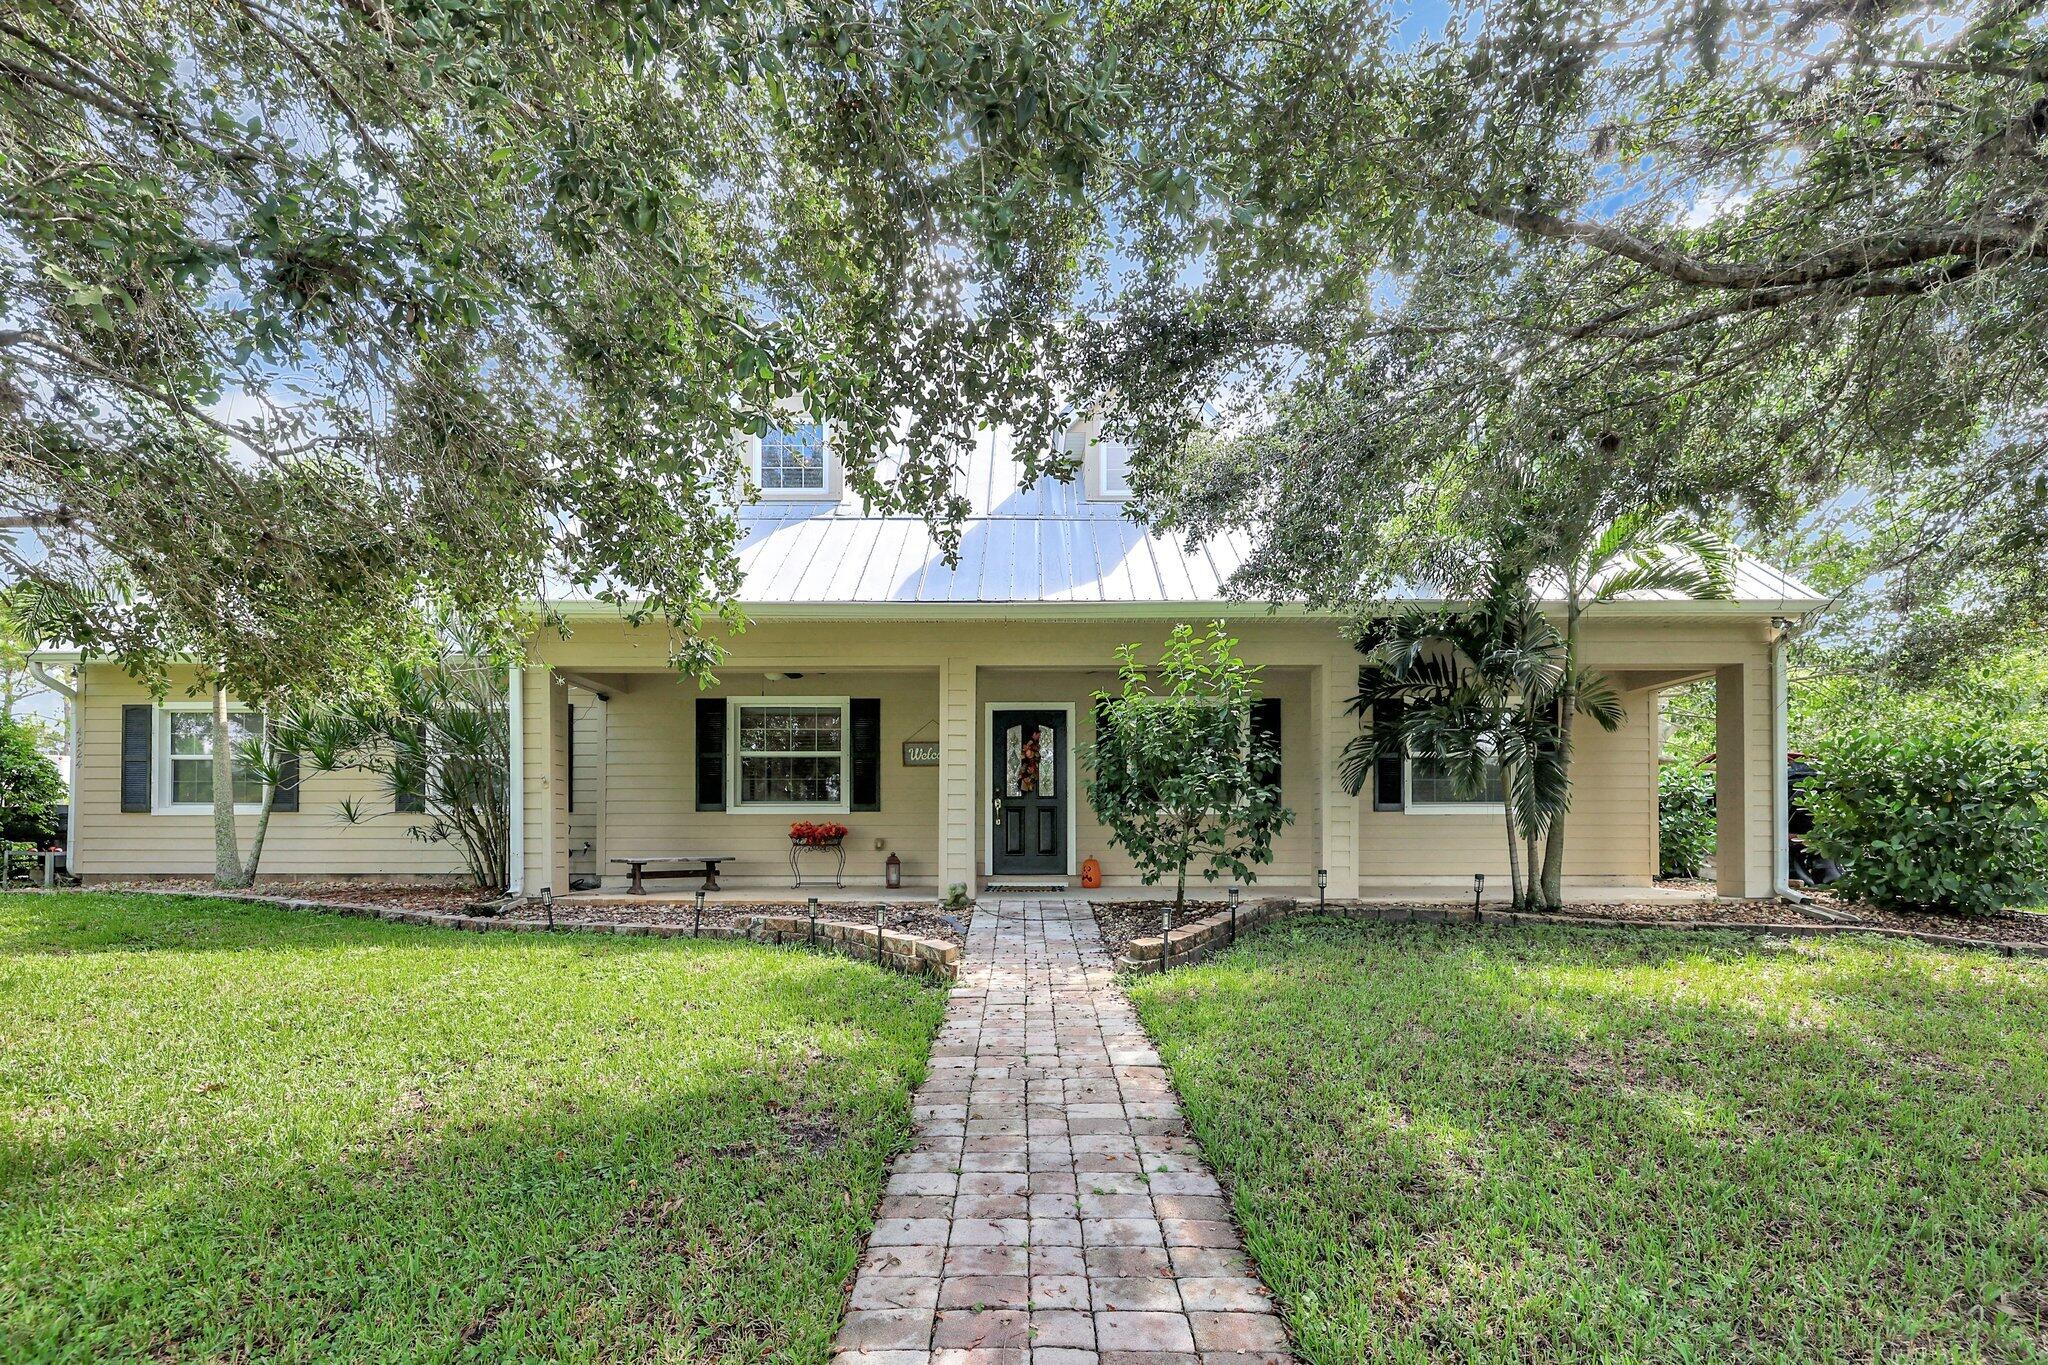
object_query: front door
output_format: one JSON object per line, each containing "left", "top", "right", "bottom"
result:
{"left": 991, "top": 709, "right": 1067, "bottom": 876}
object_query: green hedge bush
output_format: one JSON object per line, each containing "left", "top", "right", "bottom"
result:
{"left": 1657, "top": 765, "right": 1716, "bottom": 879}
{"left": 1803, "top": 731, "right": 2048, "bottom": 914}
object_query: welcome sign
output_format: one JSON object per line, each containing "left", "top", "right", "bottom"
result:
{"left": 901, "top": 741, "right": 941, "bottom": 766}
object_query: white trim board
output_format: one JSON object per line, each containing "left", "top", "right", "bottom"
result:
{"left": 982, "top": 701, "right": 1079, "bottom": 879}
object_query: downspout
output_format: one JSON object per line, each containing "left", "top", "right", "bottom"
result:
{"left": 31, "top": 662, "right": 80, "bottom": 872}
{"left": 507, "top": 665, "right": 524, "bottom": 899}
{"left": 1770, "top": 618, "right": 1805, "bottom": 903}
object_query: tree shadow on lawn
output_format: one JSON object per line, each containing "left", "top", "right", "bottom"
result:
{"left": 0, "top": 893, "right": 946, "bottom": 1363}
{"left": 1132, "top": 918, "right": 2048, "bottom": 1363}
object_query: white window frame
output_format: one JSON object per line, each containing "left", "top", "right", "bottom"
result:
{"left": 1077, "top": 429, "right": 1133, "bottom": 503}
{"left": 156, "top": 702, "right": 267, "bottom": 815}
{"left": 728, "top": 696, "right": 852, "bottom": 813}
{"left": 749, "top": 419, "right": 841, "bottom": 502}
{"left": 1402, "top": 753, "right": 1506, "bottom": 816}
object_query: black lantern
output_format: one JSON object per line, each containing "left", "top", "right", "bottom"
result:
{"left": 1316, "top": 867, "right": 1328, "bottom": 913}
{"left": 885, "top": 851, "right": 902, "bottom": 889}
{"left": 808, "top": 896, "right": 820, "bottom": 945}
{"left": 693, "top": 888, "right": 705, "bottom": 937}
{"left": 1473, "top": 873, "right": 1485, "bottom": 913}
{"left": 1227, "top": 886, "right": 1241, "bottom": 945}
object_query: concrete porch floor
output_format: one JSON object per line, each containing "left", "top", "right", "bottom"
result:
{"left": 553, "top": 881, "right": 1720, "bottom": 908}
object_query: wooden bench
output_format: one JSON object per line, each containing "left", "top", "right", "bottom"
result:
{"left": 610, "top": 855, "right": 734, "bottom": 895}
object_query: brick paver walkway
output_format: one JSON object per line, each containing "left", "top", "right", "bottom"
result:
{"left": 835, "top": 897, "right": 1292, "bottom": 1364}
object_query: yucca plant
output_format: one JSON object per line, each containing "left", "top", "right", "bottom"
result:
{"left": 280, "top": 651, "right": 511, "bottom": 892}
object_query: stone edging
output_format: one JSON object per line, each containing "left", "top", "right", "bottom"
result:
{"left": 114, "top": 888, "right": 962, "bottom": 981}
{"left": 1115, "top": 897, "right": 2048, "bottom": 971}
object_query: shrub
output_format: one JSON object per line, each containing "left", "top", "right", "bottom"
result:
{"left": 0, "top": 716, "right": 64, "bottom": 847}
{"left": 1657, "top": 765, "right": 1715, "bottom": 879}
{"left": 1803, "top": 730, "right": 2048, "bottom": 914}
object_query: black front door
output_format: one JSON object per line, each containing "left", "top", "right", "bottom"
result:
{"left": 991, "top": 709, "right": 1067, "bottom": 876}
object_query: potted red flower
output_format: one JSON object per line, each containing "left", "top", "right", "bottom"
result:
{"left": 789, "top": 820, "right": 848, "bottom": 848}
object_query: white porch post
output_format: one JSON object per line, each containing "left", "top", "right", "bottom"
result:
{"left": 519, "top": 665, "right": 570, "bottom": 898}
{"left": 1317, "top": 653, "right": 1361, "bottom": 899}
{"left": 1714, "top": 658, "right": 1773, "bottom": 899}
{"left": 937, "top": 656, "right": 977, "bottom": 896}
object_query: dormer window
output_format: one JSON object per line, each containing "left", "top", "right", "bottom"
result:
{"left": 1075, "top": 427, "right": 1134, "bottom": 502}
{"left": 751, "top": 420, "right": 840, "bottom": 501}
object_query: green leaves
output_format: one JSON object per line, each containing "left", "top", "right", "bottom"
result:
{"left": 1083, "top": 623, "right": 1294, "bottom": 917}
{"left": 1804, "top": 730, "right": 2048, "bottom": 914}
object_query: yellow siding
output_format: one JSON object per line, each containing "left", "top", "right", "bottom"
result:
{"left": 68, "top": 610, "right": 1784, "bottom": 895}
{"left": 73, "top": 666, "right": 466, "bottom": 881}
{"left": 598, "top": 670, "right": 942, "bottom": 891}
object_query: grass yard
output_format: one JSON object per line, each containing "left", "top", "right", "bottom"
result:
{"left": 1127, "top": 917, "right": 2048, "bottom": 1364}
{"left": 0, "top": 892, "right": 946, "bottom": 1363}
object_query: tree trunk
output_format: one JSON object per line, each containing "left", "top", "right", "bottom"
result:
{"left": 1501, "top": 776, "right": 1522, "bottom": 908}
{"left": 240, "top": 787, "right": 275, "bottom": 885}
{"left": 1539, "top": 598, "right": 1584, "bottom": 909}
{"left": 211, "top": 686, "right": 246, "bottom": 888}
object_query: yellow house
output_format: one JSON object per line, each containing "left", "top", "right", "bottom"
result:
{"left": 40, "top": 424, "right": 1821, "bottom": 902}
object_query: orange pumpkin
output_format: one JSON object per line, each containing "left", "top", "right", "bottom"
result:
{"left": 1080, "top": 857, "right": 1102, "bottom": 889}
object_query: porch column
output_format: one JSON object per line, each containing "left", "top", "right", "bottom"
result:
{"left": 936, "top": 656, "right": 977, "bottom": 896}
{"left": 1316, "top": 654, "right": 1361, "bottom": 898}
{"left": 519, "top": 665, "right": 571, "bottom": 897}
{"left": 1714, "top": 660, "right": 1772, "bottom": 899}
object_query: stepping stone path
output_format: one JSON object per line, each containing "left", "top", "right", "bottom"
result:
{"left": 836, "top": 897, "right": 1292, "bottom": 1364}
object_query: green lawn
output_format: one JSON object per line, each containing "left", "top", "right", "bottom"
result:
{"left": 1128, "top": 917, "right": 2048, "bottom": 1364}
{"left": 0, "top": 892, "right": 946, "bottom": 1363}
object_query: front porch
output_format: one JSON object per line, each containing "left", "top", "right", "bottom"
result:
{"left": 513, "top": 614, "right": 1786, "bottom": 904}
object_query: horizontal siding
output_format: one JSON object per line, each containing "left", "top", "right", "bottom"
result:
{"left": 598, "top": 670, "right": 941, "bottom": 891}
{"left": 975, "top": 667, "right": 1318, "bottom": 890}
{"left": 74, "top": 667, "right": 466, "bottom": 879}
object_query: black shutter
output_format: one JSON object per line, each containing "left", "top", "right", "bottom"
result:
{"left": 1372, "top": 700, "right": 1406, "bottom": 811}
{"left": 120, "top": 705, "right": 152, "bottom": 812}
{"left": 565, "top": 703, "right": 576, "bottom": 814}
{"left": 695, "top": 697, "right": 727, "bottom": 811}
{"left": 849, "top": 697, "right": 881, "bottom": 812}
{"left": 1251, "top": 698, "right": 1282, "bottom": 793}
{"left": 269, "top": 720, "right": 299, "bottom": 813}
{"left": 393, "top": 723, "right": 426, "bottom": 813}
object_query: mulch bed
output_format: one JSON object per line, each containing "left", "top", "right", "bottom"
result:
{"left": 102, "top": 879, "right": 968, "bottom": 946}
{"left": 503, "top": 899, "right": 968, "bottom": 946}
{"left": 1094, "top": 893, "right": 2048, "bottom": 959}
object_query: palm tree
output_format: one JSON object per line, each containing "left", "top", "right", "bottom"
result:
{"left": 1534, "top": 514, "right": 1735, "bottom": 906}
{"left": 1343, "top": 565, "right": 1618, "bottom": 908}
{"left": 1344, "top": 517, "right": 1732, "bottom": 911}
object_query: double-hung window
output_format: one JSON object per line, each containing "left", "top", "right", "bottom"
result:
{"left": 755, "top": 422, "right": 829, "bottom": 494}
{"left": 731, "top": 699, "right": 849, "bottom": 810}
{"left": 161, "top": 706, "right": 265, "bottom": 811}
{"left": 1404, "top": 753, "right": 1506, "bottom": 813}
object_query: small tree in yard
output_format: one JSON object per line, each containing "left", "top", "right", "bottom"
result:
{"left": 1085, "top": 624, "right": 1292, "bottom": 938}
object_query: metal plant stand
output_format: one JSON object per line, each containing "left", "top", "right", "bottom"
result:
{"left": 788, "top": 836, "right": 846, "bottom": 889}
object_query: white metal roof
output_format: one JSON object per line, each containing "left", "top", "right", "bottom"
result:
{"left": 715, "top": 428, "right": 1823, "bottom": 613}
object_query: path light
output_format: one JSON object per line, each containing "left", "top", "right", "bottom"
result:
{"left": 809, "top": 896, "right": 820, "bottom": 947}
{"left": 1473, "top": 873, "right": 1485, "bottom": 914}
{"left": 693, "top": 888, "right": 705, "bottom": 937}
{"left": 1227, "top": 886, "right": 1240, "bottom": 946}
{"left": 1316, "top": 867, "right": 1327, "bottom": 913}
{"left": 543, "top": 887, "right": 554, "bottom": 932}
